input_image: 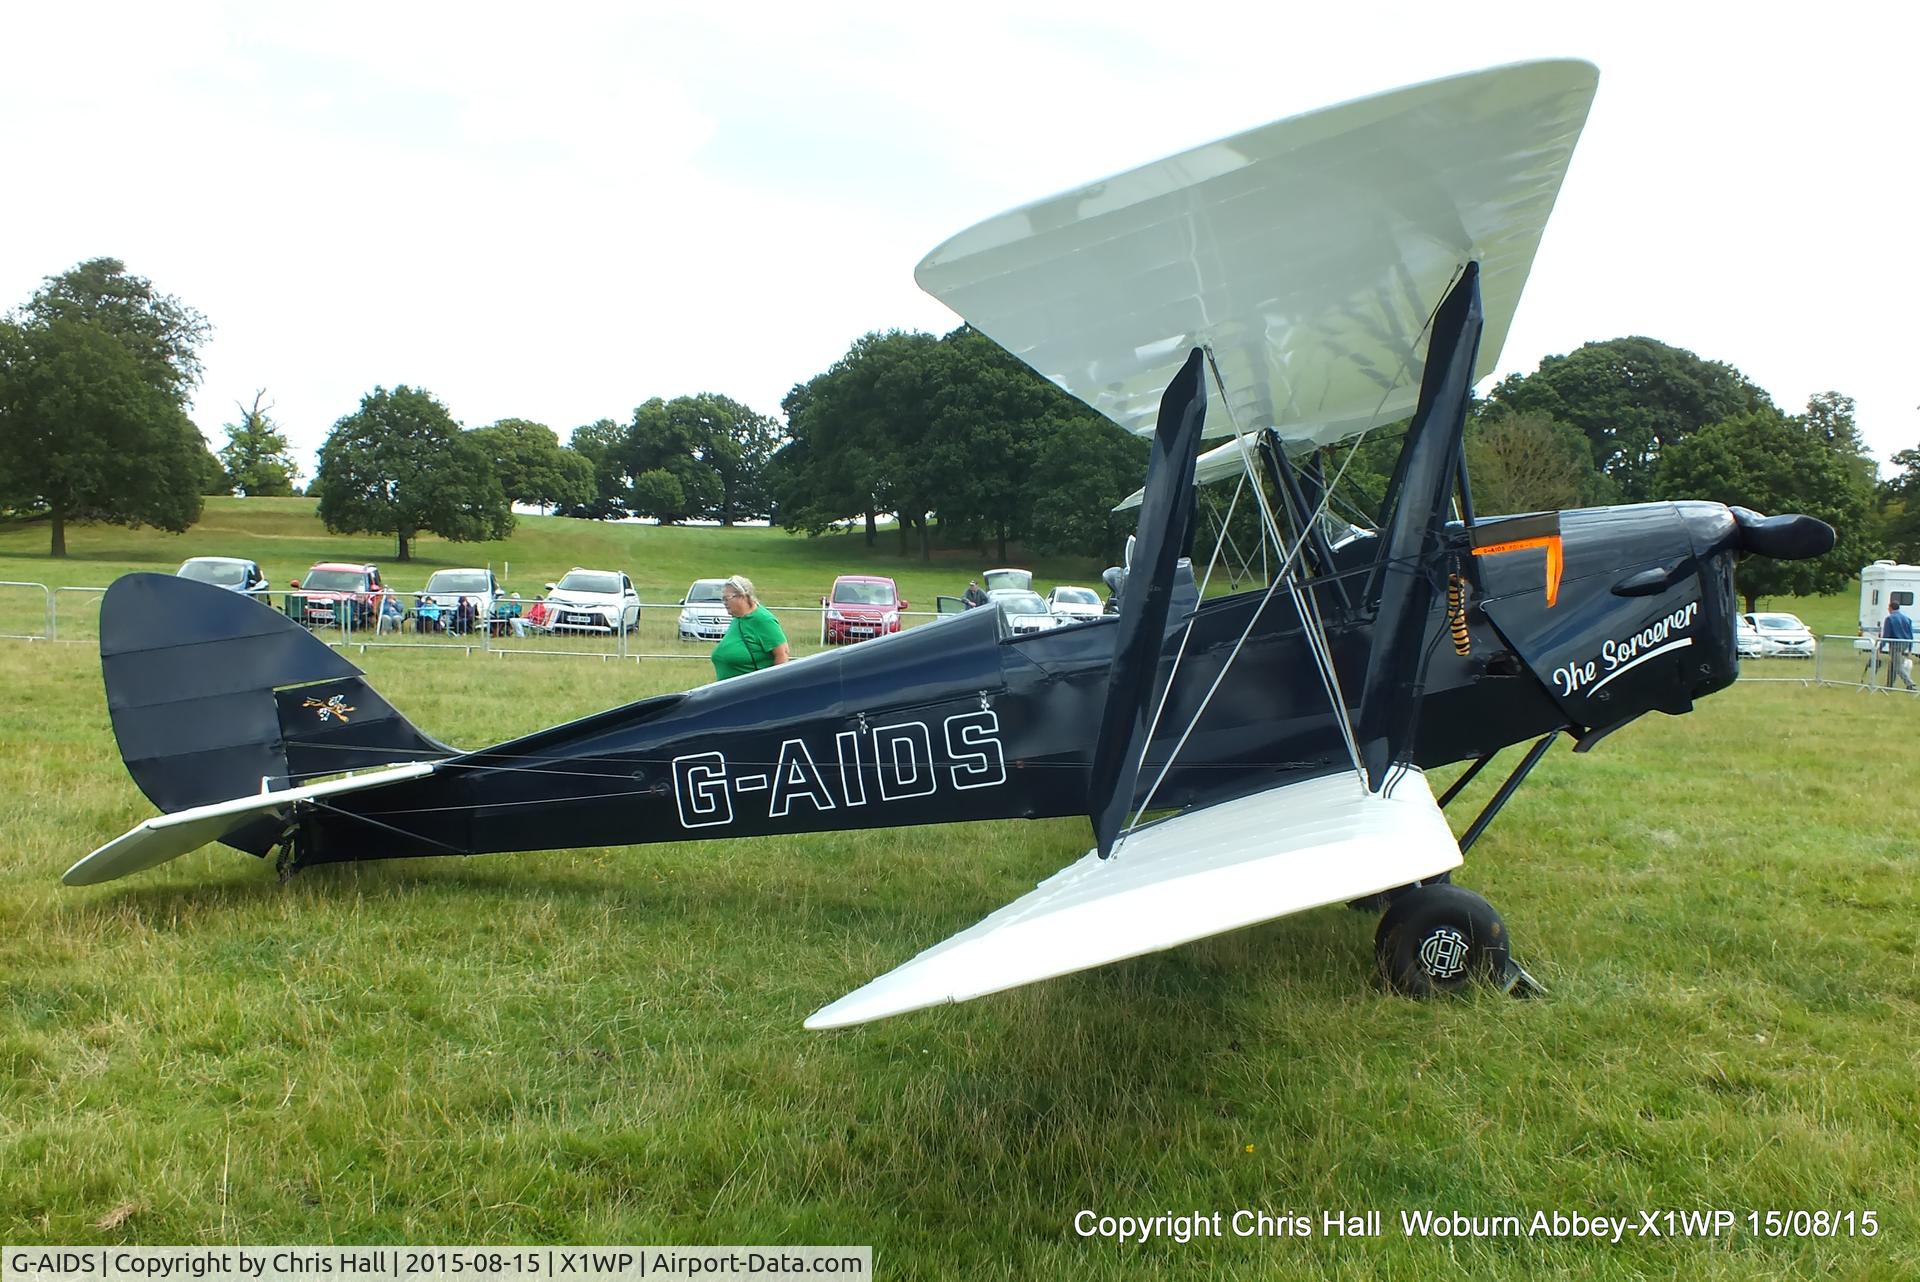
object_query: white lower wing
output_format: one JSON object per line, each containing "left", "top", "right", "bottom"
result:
{"left": 65, "top": 762, "right": 438, "bottom": 886}
{"left": 807, "top": 770, "right": 1460, "bottom": 1029}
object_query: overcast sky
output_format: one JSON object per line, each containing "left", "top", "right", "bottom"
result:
{"left": 3, "top": 2, "right": 1913, "bottom": 479}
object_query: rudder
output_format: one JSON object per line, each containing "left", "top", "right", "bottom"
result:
{"left": 101, "top": 574, "right": 452, "bottom": 855}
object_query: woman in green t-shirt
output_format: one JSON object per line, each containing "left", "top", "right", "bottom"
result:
{"left": 712, "top": 575, "right": 791, "bottom": 680}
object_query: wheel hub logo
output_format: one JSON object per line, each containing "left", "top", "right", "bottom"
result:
{"left": 1419, "top": 927, "right": 1470, "bottom": 979}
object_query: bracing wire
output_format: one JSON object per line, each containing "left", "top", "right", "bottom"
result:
{"left": 1119, "top": 272, "right": 1465, "bottom": 835}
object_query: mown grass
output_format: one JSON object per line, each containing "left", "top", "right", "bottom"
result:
{"left": 2, "top": 511, "right": 1916, "bottom": 1278}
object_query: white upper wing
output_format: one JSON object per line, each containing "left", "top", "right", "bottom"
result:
{"left": 916, "top": 60, "right": 1597, "bottom": 447}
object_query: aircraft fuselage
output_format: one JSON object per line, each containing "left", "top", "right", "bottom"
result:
{"left": 290, "top": 500, "right": 1742, "bottom": 868}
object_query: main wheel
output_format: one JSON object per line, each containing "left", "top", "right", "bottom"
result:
{"left": 1375, "top": 883, "right": 1510, "bottom": 997}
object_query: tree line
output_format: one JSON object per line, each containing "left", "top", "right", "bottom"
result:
{"left": 0, "top": 258, "right": 1907, "bottom": 614}
{"left": 1472, "top": 338, "right": 1876, "bottom": 611}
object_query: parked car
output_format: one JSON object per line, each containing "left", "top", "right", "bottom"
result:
{"left": 678, "top": 578, "right": 731, "bottom": 641}
{"left": 289, "top": 562, "right": 392, "bottom": 629}
{"left": 1743, "top": 611, "right": 1815, "bottom": 658}
{"left": 1735, "top": 615, "right": 1763, "bottom": 657}
{"left": 1046, "top": 584, "right": 1104, "bottom": 622}
{"left": 176, "top": 556, "right": 269, "bottom": 595}
{"left": 415, "top": 568, "right": 503, "bottom": 634}
{"left": 824, "top": 575, "right": 907, "bottom": 644}
{"left": 987, "top": 588, "right": 1063, "bottom": 635}
{"left": 544, "top": 568, "right": 640, "bottom": 634}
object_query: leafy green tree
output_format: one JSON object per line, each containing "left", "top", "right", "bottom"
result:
{"left": 1655, "top": 407, "right": 1871, "bottom": 612}
{"left": 0, "top": 315, "right": 211, "bottom": 554}
{"left": 629, "top": 469, "right": 685, "bottom": 521}
{"left": 20, "top": 257, "right": 209, "bottom": 397}
{"left": 687, "top": 393, "right": 784, "bottom": 525}
{"left": 920, "top": 327, "right": 1055, "bottom": 561}
{"left": 549, "top": 449, "right": 596, "bottom": 513}
{"left": 776, "top": 331, "right": 940, "bottom": 544}
{"left": 778, "top": 326, "right": 1102, "bottom": 561}
{"left": 625, "top": 397, "right": 723, "bottom": 523}
{"left": 1025, "top": 414, "right": 1151, "bottom": 561}
{"left": 1486, "top": 337, "right": 1773, "bottom": 502}
{"left": 763, "top": 432, "right": 816, "bottom": 534}
{"left": 1801, "top": 391, "right": 1876, "bottom": 490}
{"left": 0, "top": 260, "right": 214, "bottom": 555}
{"left": 563, "top": 418, "right": 631, "bottom": 519}
{"left": 860, "top": 334, "right": 945, "bottom": 558}
{"left": 1464, "top": 410, "right": 1615, "bottom": 515}
{"left": 218, "top": 391, "right": 300, "bottom": 496}
{"left": 196, "top": 442, "right": 231, "bottom": 496}
{"left": 470, "top": 417, "right": 594, "bottom": 512}
{"left": 313, "top": 386, "right": 512, "bottom": 561}
{"left": 1875, "top": 446, "right": 1920, "bottom": 562}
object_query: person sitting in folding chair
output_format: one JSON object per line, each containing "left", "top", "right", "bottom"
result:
{"left": 495, "top": 593, "right": 526, "bottom": 637}
{"left": 376, "top": 592, "right": 406, "bottom": 634}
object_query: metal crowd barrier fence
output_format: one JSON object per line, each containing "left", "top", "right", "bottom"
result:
{"left": 0, "top": 581, "right": 54, "bottom": 641}
{"left": 1811, "top": 632, "right": 1920, "bottom": 695}
{"left": 2, "top": 583, "right": 953, "bottom": 658}
{"left": 1730, "top": 633, "right": 1920, "bottom": 695}
{"left": 468, "top": 600, "right": 943, "bottom": 662}
{"left": 53, "top": 586, "right": 106, "bottom": 644}
{"left": 7, "top": 584, "right": 969, "bottom": 660}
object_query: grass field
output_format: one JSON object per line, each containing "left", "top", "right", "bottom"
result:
{"left": 2, "top": 506, "right": 1915, "bottom": 1278}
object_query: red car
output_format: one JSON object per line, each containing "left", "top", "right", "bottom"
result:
{"left": 823, "top": 575, "right": 907, "bottom": 644}
{"left": 290, "top": 561, "right": 393, "bottom": 629}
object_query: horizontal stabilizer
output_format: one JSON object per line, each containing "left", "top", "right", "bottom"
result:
{"left": 65, "top": 762, "right": 438, "bottom": 886}
{"left": 806, "top": 770, "right": 1461, "bottom": 1029}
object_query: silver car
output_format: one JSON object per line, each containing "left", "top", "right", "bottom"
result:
{"left": 988, "top": 588, "right": 1063, "bottom": 635}
{"left": 1046, "top": 585, "right": 1104, "bottom": 623}
{"left": 678, "top": 579, "right": 731, "bottom": 641}
{"left": 1743, "top": 612, "right": 1815, "bottom": 658}
{"left": 177, "top": 556, "right": 269, "bottom": 594}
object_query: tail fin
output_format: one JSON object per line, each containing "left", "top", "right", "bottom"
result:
{"left": 102, "top": 574, "right": 453, "bottom": 855}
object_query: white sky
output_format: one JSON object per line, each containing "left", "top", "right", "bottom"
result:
{"left": 3, "top": 2, "right": 1914, "bottom": 479}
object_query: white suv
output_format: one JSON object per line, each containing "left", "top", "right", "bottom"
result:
{"left": 418, "top": 568, "right": 503, "bottom": 625}
{"left": 545, "top": 568, "right": 641, "bottom": 634}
